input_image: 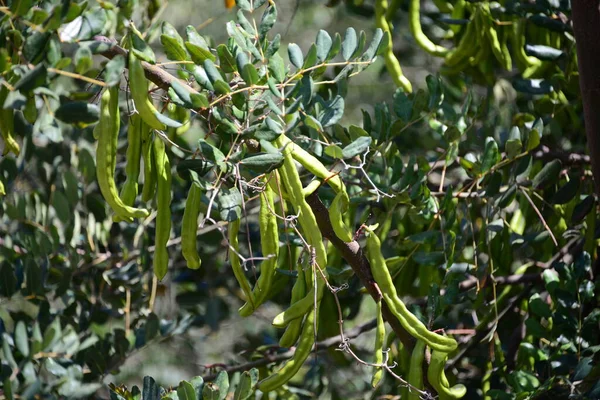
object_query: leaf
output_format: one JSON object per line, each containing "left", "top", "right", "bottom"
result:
{"left": 302, "top": 44, "right": 318, "bottom": 69}
{"left": 218, "top": 186, "right": 243, "bottom": 222}
{"left": 233, "top": 369, "right": 258, "bottom": 400}
{"left": 288, "top": 43, "right": 304, "bottom": 68}
{"left": 426, "top": 75, "right": 443, "bottom": 110}
{"left": 14, "top": 64, "right": 47, "bottom": 92}
{"left": 342, "top": 27, "right": 357, "bottom": 61}
{"left": 342, "top": 136, "right": 371, "bottom": 159}
{"left": 216, "top": 45, "right": 235, "bottom": 73}
{"left": 315, "top": 30, "right": 332, "bottom": 63}
{"left": 393, "top": 89, "right": 412, "bottom": 122}
{"left": 512, "top": 78, "right": 554, "bottom": 95}
{"left": 177, "top": 381, "right": 197, "bottom": 400}
{"left": 240, "top": 153, "right": 284, "bottom": 173}
{"left": 361, "top": 28, "right": 384, "bottom": 61}
{"left": 202, "top": 383, "right": 220, "bottom": 400}
{"left": 142, "top": 376, "right": 160, "bottom": 400}
{"left": 505, "top": 126, "right": 522, "bottom": 159}
{"left": 23, "top": 31, "right": 51, "bottom": 63}
{"left": 572, "top": 195, "right": 595, "bottom": 224}
{"left": 531, "top": 159, "right": 562, "bottom": 189}
{"left": 15, "top": 321, "right": 29, "bottom": 357}
{"left": 161, "top": 22, "right": 190, "bottom": 61}
{"left": 325, "top": 144, "right": 344, "bottom": 159}
{"left": 258, "top": 4, "right": 277, "bottom": 39}
{"left": 105, "top": 55, "right": 126, "bottom": 87}
{"left": 551, "top": 177, "right": 580, "bottom": 205}
{"left": 130, "top": 27, "right": 156, "bottom": 63}
{"left": 525, "top": 44, "right": 564, "bottom": 61}
{"left": 189, "top": 377, "right": 204, "bottom": 400}
{"left": 268, "top": 53, "right": 285, "bottom": 83}
{"left": 328, "top": 32, "right": 342, "bottom": 60}
{"left": 481, "top": 137, "right": 499, "bottom": 174}
{"left": 55, "top": 102, "right": 99, "bottom": 125}
{"left": 213, "top": 371, "right": 229, "bottom": 400}
{"left": 319, "top": 95, "right": 345, "bottom": 128}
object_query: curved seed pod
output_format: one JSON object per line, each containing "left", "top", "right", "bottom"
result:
{"left": 257, "top": 309, "right": 316, "bottom": 392}
{"left": 113, "top": 114, "right": 148, "bottom": 223}
{"left": 270, "top": 134, "right": 328, "bottom": 329}
{"left": 279, "top": 249, "right": 307, "bottom": 347}
{"left": 365, "top": 228, "right": 458, "bottom": 352}
{"left": 181, "top": 182, "right": 203, "bottom": 270}
{"left": 96, "top": 87, "right": 150, "bottom": 220}
{"left": 229, "top": 219, "right": 256, "bottom": 308}
{"left": 407, "top": 340, "right": 426, "bottom": 400}
{"left": 278, "top": 135, "right": 343, "bottom": 194}
{"left": 427, "top": 350, "right": 467, "bottom": 399}
{"left": 375, "top": 0, "right": 412, "bottom": 92}
{"left": 239, "top": 178, "right": 279, "bottom": 316}
{"left": 409, "top": 0, "right": 449, "bottom": 56}
{"left": 153, "top": 137, "right": 172, "bottom": 279}
{"left": 329, "top": 190, "right": 353, "bottom": 242}
{"left": 371, "top": 300, "right": 386, "bottom": 387}
{"left": 141, "top": 128, "right": 156, "bottom": 202}
{"left": 128, "top": 48, "right": 166, "bottom": 131}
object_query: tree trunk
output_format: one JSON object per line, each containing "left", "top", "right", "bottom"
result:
{"left": 572, "top": 1, "right": 600, "bottom": 196}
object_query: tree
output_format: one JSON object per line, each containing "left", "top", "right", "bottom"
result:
{"left": 0, "top": 0, "right": 598, "bottom": 399}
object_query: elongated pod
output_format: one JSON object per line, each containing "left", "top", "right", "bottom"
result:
{"left": 365, "top": 228, "right": 457, "bottom": 353}
{"left": 153, "top": 137, "right": 172, "bottom": 279}
{"left": 128, "top": 48, "right": 166, "bottom": 131}
{"left": 182, "top": 182, "right": 203, "bottom": 270}
{"left": 96, "top": 87, "right": 149, "bottom": 220}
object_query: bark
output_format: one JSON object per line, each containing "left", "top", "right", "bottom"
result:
{"left": 572, "top": 2, "right": 600, "bottom": 195}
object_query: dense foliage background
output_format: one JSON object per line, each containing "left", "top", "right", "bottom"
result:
{"left": 1, "top": 0, "right": 599, "bottom": 399}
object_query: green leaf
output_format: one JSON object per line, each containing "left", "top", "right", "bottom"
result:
{"left": 214, "top": 371, "right": 229, "bottom": 400}
{"left": 189, "top": 377, "right": 204, "bottom": 400}
{"left": 531, "top": 159, "right": 562, "bottom": 190}
{"left": 302, "top": 44, "right": 318, "bottom": 69}
{"left": 233, "top": 369, "right": 258, "bottom": 400}
{"left": 572, "top": 195, "right": 595, "bottom": 224}
{"left": 237, "top": 53, "right": 259, "bottom": 85}
{"left": 258, "top": 4, "right": 277, "bottom": 39}
{"left": 204, "top": 59, "right": 229, "bottom": 94}
{"left": 154, "top": 110, "right": 184, "bottom": 128}
{"left": 506, "top": 126, "right": 522, "bottom": 159}
{"left": 105, "top": 55, "right": 126, "bottom": 87}
{"left": 218, "top": 186, "right": 243, "bottom": 222}
{"left": 319, "top": 95, "right": 345, "bottom": 128}
{"left": 52, "top": 190, "right": 71, "bottom": 223}
{"left": 177, "top": 381, "right": 197, "bottom": 400}
{"left": 304, "top": 114, "right": 322, "bottom": 132}
{"left": 161, "top": 22, "right": 190, "bottom": 61}
{"left": 361, "top": 28, "right": 384, "bottom": 61}
{"left": 288, "top": 43, "right": 303, "bottom": 68}
{"left": 524, "top": 44, "right": 564, "bottom": 61}
{"left": 512, "top": 78, "right": 554, "bottom": 95}
{"left": 143, "top": 376, "right": 160, "bottom": 400}
{"left": 551, "top": 177, "right": 580, "bottom": 205}
{"left": 481, "top": 137, "right": 499, "bottom": 174}
{"left": 216, "top": 45, "right": 236, "bottom": 73}
{"left": 528, "top": 293, "right": 552, "bottom": 318}
{"left": 426, "top": 75, "right": 443, "bottom": 110}
{"left": 268, "top": 53, "right": 285, "bottom": 83}
{"left": 130, "top": 27, "right": 156, "bottom": 63}
{"left": 328, "top": 32, "right": 342, "bottom": 60}
{"left": 55, "top": 102, "right": 99, "bottom": 125}
{"left": 236, "top": 0, "right": 251, "bottom": 11}
{"left": 191, "top": 66, "right": 214, "bottom": 91}
{"left": 342, "top": 27, "right": 357, "bottom": 61}
{"left": 23, "top": 31, "right": 51, "bottom": 63}
{"left": 15, "top": 321, "right": 29, "bottom": 357}
{"left": 202, "top": 383, "right": 220, "bottom": 400}
{"left": 14, "top": 64, "right": 47, "bottom": 92}
{"left": 342, "top": 136, "right": 371, "bottom": 159}
{"left": 240, "top": 153, "right": 284, "bottom": 173}
{"left": 393, "top": 89, "right": 412, "bottom": 122}
{"left": 325, "top": 144, "right": 344, "bottom": 159}
{"left": 316, "top": 30, "right": 332, "bottom": 63}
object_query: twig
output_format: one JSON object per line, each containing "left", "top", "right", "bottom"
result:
{"left": 201, "top": 317, "right": 378, "bottom": 381}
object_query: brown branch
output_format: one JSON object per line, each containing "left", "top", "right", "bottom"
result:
{"left": 94, "top": 35, "right": 199, "bottom": 96}
{"left": 305, "top": 193, "right": 417, "bottom": 353}
{"left": 572, "top": 2, "right": 600, "bottom": 196}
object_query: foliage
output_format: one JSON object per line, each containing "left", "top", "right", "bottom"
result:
{"left": 0, "top": 0, "right": 599, "bottom": 399}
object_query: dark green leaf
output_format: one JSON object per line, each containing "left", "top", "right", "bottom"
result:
{"left": 481, "top": 137, "right": 499, "bottom": 174}
{"left": 218, "top": 186, "right": 242, "bottom": 222}
{"left": 532, "top": 159, "right": 562, "bottom": 189}
{"left": 55, "top": 102, "right": 99, "bottom": 125}
{"left": 319, "top": 95, "right": 345, "bottom": 128}
{"left": 240, "top": 153, "right": 284, "bottom": 173}
{"left": 258, "top": 5, "right": 277, "bottom": 39}
{"left": 233, "top": 369, "right": 258, "bottom": 400}
{"left": 177, "top": 381, "right": 197, "bottom": 400}
{"left": 216, "top": 45, "right": 235, "bottom": 73}
{"left": 342, "top": 136, "right": 371, "bottom": 159}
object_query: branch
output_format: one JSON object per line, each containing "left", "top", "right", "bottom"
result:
{"left": 572, "top": 2, "right": 600, "bottom": 196}
{"left": 94, "top": 35, "right": 200, "bottom": 96}
{"left": 305, "top": 193, "right": 417, "bottom": 352}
